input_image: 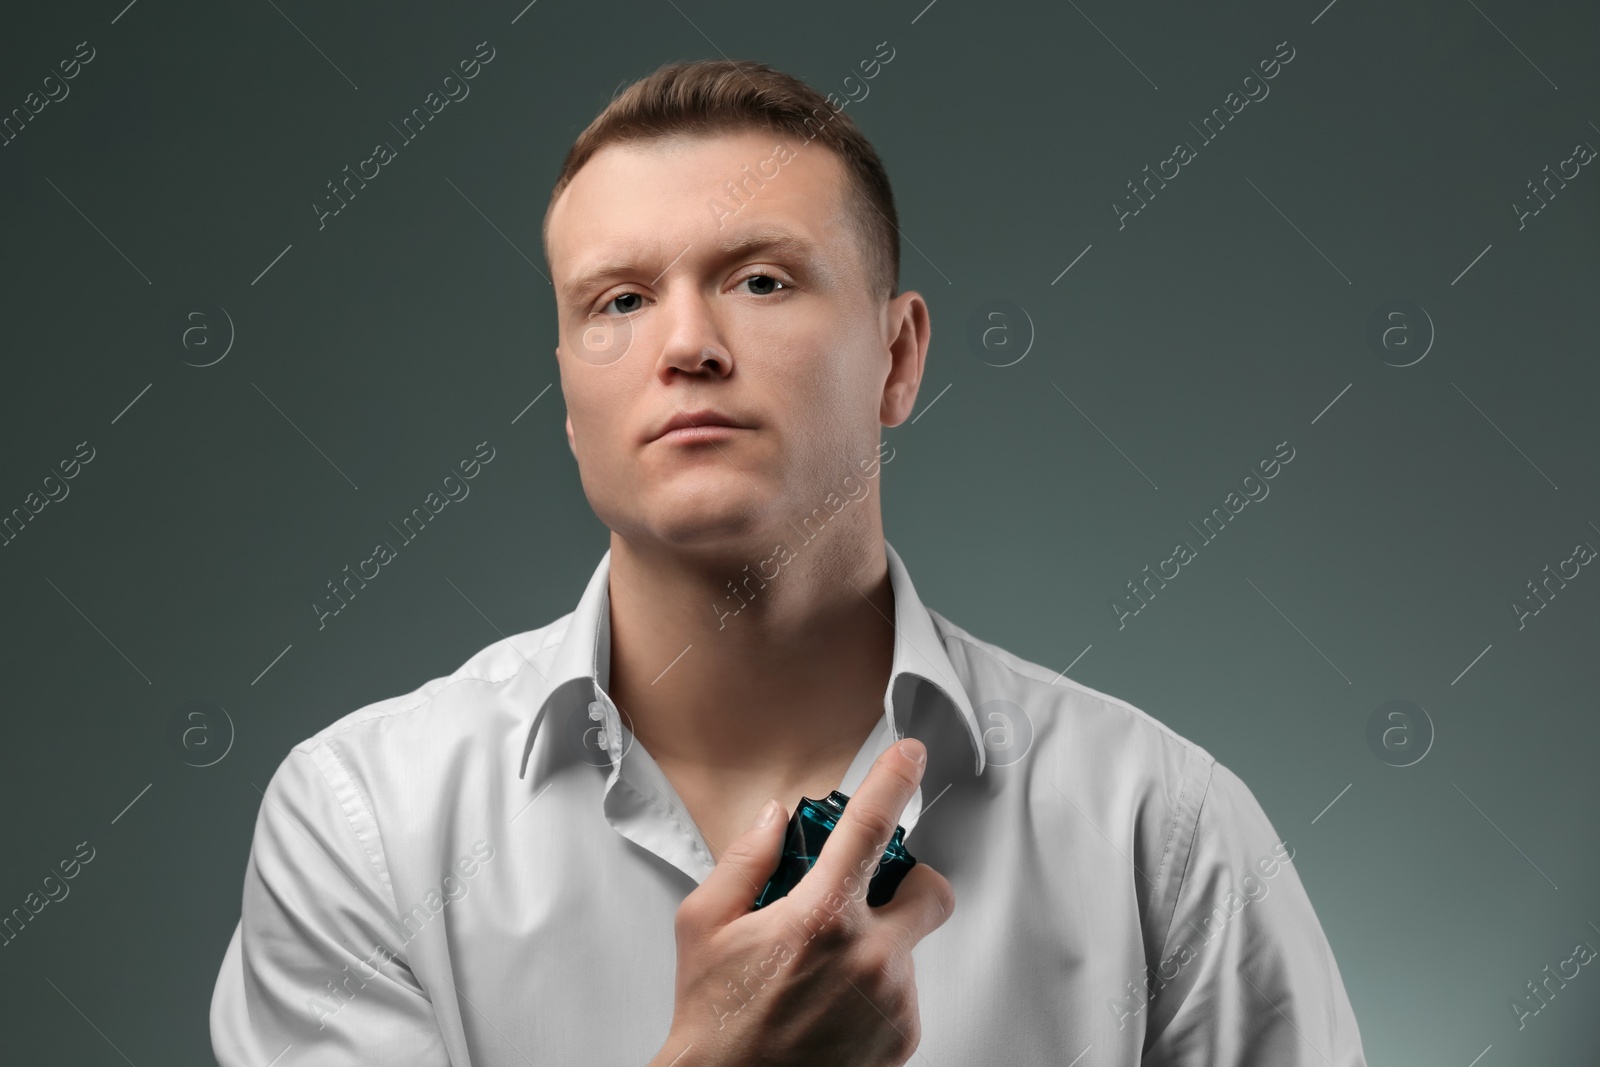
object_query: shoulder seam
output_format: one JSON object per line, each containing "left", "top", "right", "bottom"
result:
{"left": 1153, "top": 753, "right": 1219, "bottom": 971}
{"left": 299, "top": 743, "right": 400, "bottom": 916}
{"left": 293, "top": 625, "right": 566, "bottom": 750}
{"left": 937, "top": 625, "right": 1209, "bottom": 758}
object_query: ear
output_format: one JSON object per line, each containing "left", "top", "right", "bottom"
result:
{"left": 880, "top": 291, "right": 931, "bottom": 428}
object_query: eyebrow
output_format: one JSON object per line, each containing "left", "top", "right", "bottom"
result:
{"left": 556, "top": 228, "right": 823, "bottom": 309}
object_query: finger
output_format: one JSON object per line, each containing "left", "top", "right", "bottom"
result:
{"left": 681, "top": 798, "right": 788, "bottom": 930}
{"left": 871, "top": 861, "right": 956, "bottom": 951}
{"left": 803, "top": 739, "right": 925, "bottom": 908}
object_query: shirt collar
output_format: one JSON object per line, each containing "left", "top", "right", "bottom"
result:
{"left": 518, "top": 537, "right": 987, "bottom": 780}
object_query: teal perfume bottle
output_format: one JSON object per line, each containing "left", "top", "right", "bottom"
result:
{"left": 751, "top": 790, "right": 917, "bottom": 909}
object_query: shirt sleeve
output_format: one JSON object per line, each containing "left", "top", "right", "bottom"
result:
{"left": 210, "top": 744, "right": 451, "bottom": 1067}
{"left": 1141, "top": 760, "right": 1367, "bottom": 1066}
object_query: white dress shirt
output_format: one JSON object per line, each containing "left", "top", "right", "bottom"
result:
{"left": 211, "top": 538, "right": 1367, "bottom": 1066}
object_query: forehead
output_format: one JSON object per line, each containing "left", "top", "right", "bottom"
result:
{"left": 546, "top": 129, "right": 856, "bottom": 290}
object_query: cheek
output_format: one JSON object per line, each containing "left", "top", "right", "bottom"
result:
{"left": 759, "top": 346, "right": 855, "bottom": 439}
{"left": 781, "top": 361, "right": 880, "bottom": 471}
{"left": 559, "top": 371, "right": 630, "bottom": 471}
{"left": 812, "top": 335, "right": 886, "bottom": 424}
{"left": 561, "top": 314, "right": 638, "bottom": 371}
{"left": 754, "top": 315, "right": 864, "bottom": 394}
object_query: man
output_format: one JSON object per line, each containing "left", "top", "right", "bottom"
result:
{"left": 211, "top": 59, "right": 1367, "bottom": 1065}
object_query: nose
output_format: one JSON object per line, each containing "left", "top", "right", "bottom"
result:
{"left": 654, "top": 282, "right": 733, "bottom": 380}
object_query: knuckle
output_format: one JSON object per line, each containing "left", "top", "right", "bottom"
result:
{"left": 896, "top": 866, "right": 953, "bottom": 933}
{"left": 790, "top": 892, "right": 858, "bottom": 950}
{"left": 894, "top": 1017, "right": 922, "bottom": 1061}
{"left": 852, "top": 939, "right": 898, "bottom": 982}
{"left": 928, "top": 871, "right": 956, "bottom": 922}
{"left": 717, "top": 836, "right": 765, "bottom": 868}
{"left": 674, "top": 897, "right": 709, "bottom": 936}
{"left": 851, "top": 805, "right": 899, "bottom": 849}
{"left": 879, "top": 757, "right": 922, "bottom": 794}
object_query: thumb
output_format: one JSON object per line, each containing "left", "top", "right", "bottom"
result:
{"left": 685, "top": 798, "right": 788, "bottom": 928}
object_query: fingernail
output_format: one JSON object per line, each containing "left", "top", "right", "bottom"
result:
{"left": 753, "top": 798, "right": 781, "bottom": 828}
{"left": 898, "top": 739, "right": 925, "bottom": 765}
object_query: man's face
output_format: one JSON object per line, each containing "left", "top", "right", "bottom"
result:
{"left": 546, "top": 129, "right": 923, "bottom": 556}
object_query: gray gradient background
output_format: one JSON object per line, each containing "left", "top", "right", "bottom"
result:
{"left": 1, "top": 0, "right": 1596, "bottom": 1064}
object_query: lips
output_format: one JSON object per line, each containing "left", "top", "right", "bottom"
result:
{"left": 649, "top": 409, "right": 748, "bottom": 443}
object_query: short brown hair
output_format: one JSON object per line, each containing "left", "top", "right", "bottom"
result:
{"left": 543, "top": 59, "right": 900, "bottom": 302}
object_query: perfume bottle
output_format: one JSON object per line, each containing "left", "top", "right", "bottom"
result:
{"left": 751, "top": 789, "right": 917, "bottom": 910}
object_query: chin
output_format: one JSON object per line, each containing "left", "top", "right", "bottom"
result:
{"left": 651, "top": 506, "right": 762, "bottom": 546}
{"left": 634, "top": 492, "right": 781, "bottom": 553}
{"left": 598, "top": 468, "right": 793, "bottom": 548}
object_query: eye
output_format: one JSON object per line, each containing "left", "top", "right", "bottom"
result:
{"left": 592, "top": 272, "right": 791, "bottom": 316}
{"left": 734, "top": 272, "right": 789, "bottom": 297}
{"left": 597, "top": 291, "right": 646, "bottom": 316}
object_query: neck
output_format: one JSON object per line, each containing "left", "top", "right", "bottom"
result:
{"left": 604, "top": 513, "right": 895, "bottom": 785}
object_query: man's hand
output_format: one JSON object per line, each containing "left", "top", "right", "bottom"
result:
{"left": 649, "top": 738, "right": 955, "bottom": 1067}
